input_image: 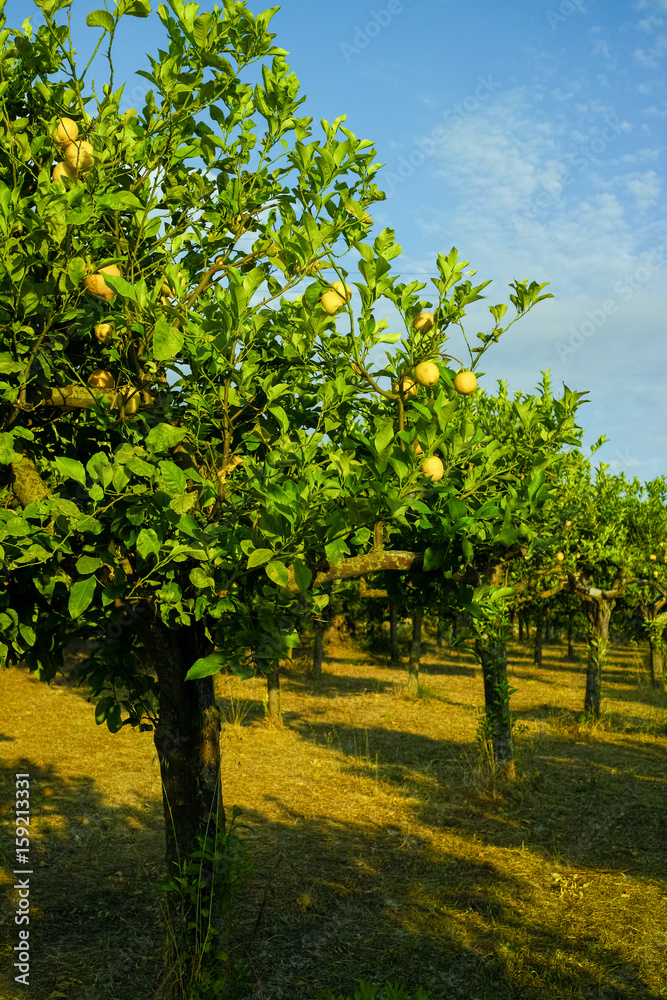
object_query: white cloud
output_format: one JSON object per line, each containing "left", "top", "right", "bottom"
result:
{"left": 625, "top": 169, "right": 662, "bottom": 208}
{"left": 619, "top": 147, "right": 660, "bottom": 162}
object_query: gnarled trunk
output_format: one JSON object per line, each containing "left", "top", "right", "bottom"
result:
{"left": 474, "top": 631, "right": 512, "bottom": 767}
{"left": 312, "top": 619, "right": 325, "bottom": 678}
{"left": 267, "top": 663, "right": 281, "bottom": 721}
{"left": 584, "top": 599, "right": 613, "bottom": 719}
{"left": 534, "top": 613, "right": 543, "bottom": 667}
{"left": 390, "top": 603, "right": 399, "bottom": 662}
{"left": 648, "top": 638, "right": 665, "bottom": 690}
{"left": 407, "top": 607, "right": 423, "bottom": 694}
{"left": 135, "top": 611, "right": 228, "bottom": 981}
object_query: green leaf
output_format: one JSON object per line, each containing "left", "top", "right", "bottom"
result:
{"left": 189, "top": 567, "right": 212, "bottom": 589}
{"left": 55, "top": 456, "right": 87, "bottom": 486}
{"left": 185, "top": 651, "right": 225, "bottom": 681}
{"left": 153, "top": 318, "right": 184, "bottom": 360}
{"left": 423, "top": 547, "right": 442, "bottom": 572}
{"left": 265, "top": 559, "right": 288, "bottom": 588}
{"left": 0, "top": 432, "right": 21, "bottom": 464}
{"left": 95, "top": 696, "right": 115, "bottom": 725}
{"left": 98, "top": 191, "right": 144, "bottom": 211}
{"left": 374, "top": 418, "right": 394, "bottom": 454}
{"left": 376, "top": 332, "right": 402, "bottom": 344}
{"left": 18, "top": 623, "right": 36, "bottom": 646}
{"left": 120, "top": 0, "right": 151, "bottom": 14}
{"left": 86, "top": 9, "right": 115, "bottom": 31}
{"left": 100, "top": 272, "right": 137, "bottom": 301}
{"left": 448, "top": 498, "right": 467, "bottom": 521}
{"left": 293, "top": 558, "right": 312, "bottom": 593}
{"left": 75, "top": 555, "right": 103, "bottom": 574}
{"left": 137, "top": 527, "right": 161, "bottom": 559}
{"left": 0, "top": 353, "right": 23, "bottom": 375}
{"left": 68, "top": 576, "right": 96, "bottom": 618}
{"left": 169, "top": 493, "right": 197, "bottom": 514}
{"left": 158, "top": 461, "right": 187, "bottom": 495}
{"left": 247, "top": 548, "right": 273, "bottom": 568}
{"left": 146, "top": 423, "right": 186, "bottom": 453}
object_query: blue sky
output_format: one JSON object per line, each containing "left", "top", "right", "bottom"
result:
{"left": 12, "top": 0, "right": 667, "bottom": 482}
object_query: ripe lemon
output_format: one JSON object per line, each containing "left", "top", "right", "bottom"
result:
{"left": 52, "top": 160, "right": 77, "bottom": 185}
{"left": 64, "top": 140, "right": 94, "bottom": 174}
{"left": 83, "top": 265, "right": 121, "bottom": 302}
{"left": 392, "top": 377, "right": 417, "bottom": 398}
{"left": 119, "top": 386, "right": 140, "bottom": 415}
{"left": 321, "top": 282, "right": 351, "bottom": 315}
{"left": 421, "top": 456, "right": 444, "bottom": 482}
{"left": 413, "top": 441, "right": 423, "bottom": 455}
{"left": 87, "top": 369, "right": 115, "bottom": 388}
{"left": 649, "top": 554, "right": 657, "bottom": 561}
{"left": 94, "top": 323, "right": 114, "bottom": 344}
{"left": 565, "top": 520, "right": 572, "bottom": 527}
{"left": 414, "top": 361, "right": 440, "bottom": 387}
{"left": 54, "top": 117, "right": 78, "bottom": 146}
{"left": 413, "top": 312, "right": 434, "bottom": 333}
{"left": 453, "top": 370, "right": 477, "bottom": 395}
{"left": 654, "top": 570, "right": 659, "bottom": 578}
{"left": 556, "top": 552, "right": 565, "bottom": 562}
{"left": 331, "top": 280, "right": 352, "bottom": 300}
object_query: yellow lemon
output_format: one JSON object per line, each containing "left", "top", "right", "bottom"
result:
{"left": 414, "top": 361, "right": 440, "bottom": 387}
{"left": 421, "top": 456, "right": 444, "bottom": 482}
{"left": 453, "top": 370, "right": 477, "bottom": 395}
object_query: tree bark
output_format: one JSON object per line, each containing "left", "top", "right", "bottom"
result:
{"left": 474, "top": 632, "right": 512, "bottom": 767}
{"left": 518, "top": 613, "right": 524, "bottom": 643}
{"left": 584, "top": 599, "right": 613, "bottom": 718}
{"left": 521, "top": 611, "right": 530, "bottom": 642}
{"left": 544, "top": 609, "right": 551, "bottom": 644}
{"left": 135, "top": 611, "right": 228, "bottom": 961}
{"left": 390, "top": 603, "right": 399, "bottom": 663}
{"left": 534, "top": 613, "right": 543, "bottom": 667}
{"left": 266, "top": 663, "right": 281, "bottom": 722}
{"left": 312, "top": 619, "right": 325, "bottom": 678}
{"left": 407, "top": 607, "right": 423, "bottom": 694}
{"left": 648, "top": 638, "right": 665, "bottom": 689}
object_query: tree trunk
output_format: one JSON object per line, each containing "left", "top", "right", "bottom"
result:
{"left": 312, "top": 619, "right": 325, "bottom": 678}
{"left": 390, "top": 603, "right": 399, "bottom": 662}
{"left": 407, "top": 607, "right": 423, "bottom": 694}
{"left": 566, "top": 616, "right": 576, "bottom": 661}
{"left": 522, "top": 611, "right": 530, "bottom": 642}
{"left": 474, "top": 631, "right": 513, "bottom": 767}
{"left": 451, "top": 614, "right": 457, "bottom": 640}
{"left": 648, "top": 638, "right": 665, "bottom": 689}
{"left": 518, "top": 614, "right": 524, "bottom": 643}
{"left": 267, "top": 663, "right": 281, "bottom": 721}
{"left": 544, "top": 610, "right": 551, "bottom": 644}
{"left": 135, "top": 611, "right": 228, "bottom": 970}
{"left": 584, "top": 599, "right": 613, "bottom": 719}
{"left": 534, "top": 613, "right": 543, "bottom": 667}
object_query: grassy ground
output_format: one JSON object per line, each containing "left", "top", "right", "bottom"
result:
{"left": 0, "top": 629, "right": 666, "bottom": 1000}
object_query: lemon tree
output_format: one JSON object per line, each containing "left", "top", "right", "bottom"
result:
{"left": 0, "top": 0, "right": 601, "bottom": 990}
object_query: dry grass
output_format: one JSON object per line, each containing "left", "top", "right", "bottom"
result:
{"left": 1, "top": 631, "right": 666, "bottom": 1000}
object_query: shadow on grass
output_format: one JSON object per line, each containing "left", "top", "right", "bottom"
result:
{"left": 0, "top": 755, "right": 167, "bottom": 1000}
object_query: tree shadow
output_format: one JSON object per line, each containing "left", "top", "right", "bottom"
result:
{"left": 0, "top": 753, "right": 168, "bottom": 1000}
